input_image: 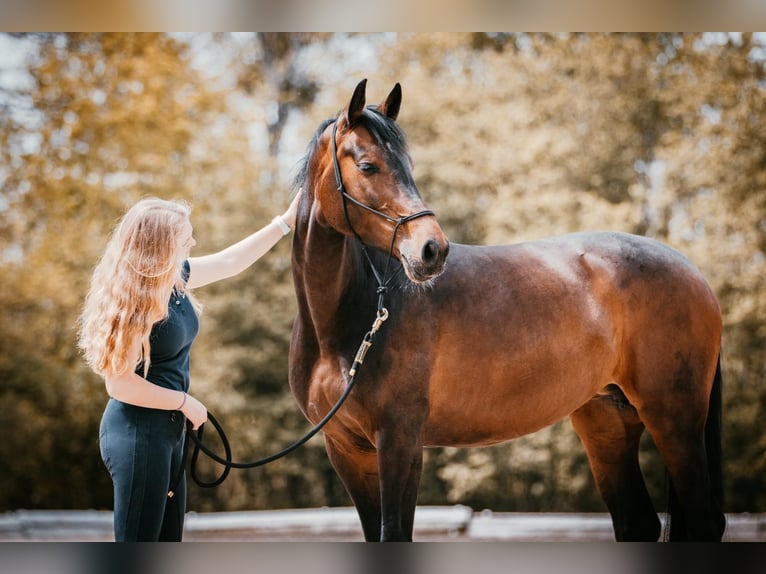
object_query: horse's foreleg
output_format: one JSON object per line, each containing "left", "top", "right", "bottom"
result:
{"left": 323, "top": 435, "right": 382, "bottom": 541}
{"left": 570, "top": 387, "right": 661, "bottom": 541}
{"left": 377, "top": 424, "right": 424, "bottom": 541}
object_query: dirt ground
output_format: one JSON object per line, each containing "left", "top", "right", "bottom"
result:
{"left": 1, "top": 507, "right": 763, "bottom": 542}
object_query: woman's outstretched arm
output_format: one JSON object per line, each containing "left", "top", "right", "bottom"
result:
{"left": 186, "top": 194, "right": 299, "bottom": 290}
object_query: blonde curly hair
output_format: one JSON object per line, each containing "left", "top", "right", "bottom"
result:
{"left": 78, "top": 198, "right": 199, "bottom": 378}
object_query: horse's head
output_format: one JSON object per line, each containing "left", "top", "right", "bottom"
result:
{"left": 303, "top": 79, "right": 449, "bottom": 284}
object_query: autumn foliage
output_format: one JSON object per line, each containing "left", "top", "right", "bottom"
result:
{"left": 1, "top": 33, "right": 763, "bottom": 513}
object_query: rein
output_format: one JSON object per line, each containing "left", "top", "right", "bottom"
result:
{"left": 169, "top": 116, "right": 434, "bottom": 496}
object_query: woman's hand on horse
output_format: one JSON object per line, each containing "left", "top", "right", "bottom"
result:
{"left": 282, "top": 193, "right": 300, "bottom": 228}
{"left": 181, "top": 393, "right": 208, "bottom": 430}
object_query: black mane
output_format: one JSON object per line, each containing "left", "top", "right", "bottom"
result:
{"left": 292, "top": 118, "right": 333, "bottom": 196}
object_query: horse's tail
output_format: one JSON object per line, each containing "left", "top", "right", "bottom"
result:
{"left": 705, "top": 355, "right": 724, "bottom": 510}
{"left": 664, "top": 353, "right": 725, "bottom": 540}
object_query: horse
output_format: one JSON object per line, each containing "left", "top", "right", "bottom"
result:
{"left": 288, "top": 79, "right": 725, "bottom": 542}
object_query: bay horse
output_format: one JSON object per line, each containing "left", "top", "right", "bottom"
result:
{"left": 288, "top": 79, "right": 725, "bottom": 541}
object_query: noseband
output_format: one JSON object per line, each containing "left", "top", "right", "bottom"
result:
{"left": 330, "top": 120, "right": 434, "bottom": 305}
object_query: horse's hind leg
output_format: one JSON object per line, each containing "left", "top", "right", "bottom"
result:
{"left": 643, "top": 421, "right": 724, "bottom": 541}
{"left": 570, "top": 385, "right": 661, "bottom": 541}
{"left": 323, "top": 435, "right": 382, "bottom": 541}
{"left": 634, "top": 353, "right": 725, "bottom": 541}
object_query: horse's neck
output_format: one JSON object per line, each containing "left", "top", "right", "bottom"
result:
{"left": 294, "top": 220, "right": 364, "bottom": 345}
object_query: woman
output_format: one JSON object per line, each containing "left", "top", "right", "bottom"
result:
{"left": 78, "top": 194, "right": 299, "bottom": 541}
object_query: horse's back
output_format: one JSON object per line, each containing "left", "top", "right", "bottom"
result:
{"left": 443, "top": 230, "right": 722, "bottom": 367}
{"left": 440, "top": 231, "right": 718, "bottom": 318}
{"left": 420, "top": 231, "right": 721, "bottom": 446}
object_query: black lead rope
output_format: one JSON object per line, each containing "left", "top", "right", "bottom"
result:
{"left": 169, "top": 304, "right": 390, "bottom": 497}
{"left": 169, "top": 117, "right": 434, "bottom": 498}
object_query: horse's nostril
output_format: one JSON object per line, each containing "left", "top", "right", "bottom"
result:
{"left": 422, "top": 239, "right": 440, "bottom": 265}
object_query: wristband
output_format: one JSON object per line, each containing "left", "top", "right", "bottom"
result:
{"left": 272, "top": 215, "right": 291, "bottom": 236}
{"left": 176, "top": 392, "right": 187, "bottom": 411}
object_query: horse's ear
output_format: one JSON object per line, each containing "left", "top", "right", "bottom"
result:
{"left": 378, "top": 83, "right": 402, "bottom": 121}
{"left": 343, "top": 78, "right": 367, "bottom": 126}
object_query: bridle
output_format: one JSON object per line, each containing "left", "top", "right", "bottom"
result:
{"left": 172, "top": 115, "right": 436, "bottom": 494}
{"left": 330, "top": 119, "right": 435, "bottom": 310}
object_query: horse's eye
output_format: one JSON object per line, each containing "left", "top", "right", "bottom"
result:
{"left": 357, "top": 162, "right": 378, "bottom": 174}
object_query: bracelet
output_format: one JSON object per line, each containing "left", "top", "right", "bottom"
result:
{"left": 176, "top": 392, "right": 187, "bottom": 411}
{"left": 272, "top": 215, "right": 291, "bottom": 236}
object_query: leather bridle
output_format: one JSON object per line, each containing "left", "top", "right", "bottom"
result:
{"left": 330, "top": 119, "right": 434, "bottom": 307}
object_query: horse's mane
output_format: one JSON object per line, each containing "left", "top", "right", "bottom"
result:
{"left": 292, "top": 118, "right": 334, "bottom": 197}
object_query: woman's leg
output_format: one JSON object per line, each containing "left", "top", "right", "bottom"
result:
{"left": 159, "top": 419, "right": 187, "bottom": 541}
{"left": 100, "top": 400, "right": 177, "bottom": 542}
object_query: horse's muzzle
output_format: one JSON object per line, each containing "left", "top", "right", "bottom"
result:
{"left": 401, "top": 237, "right": 449, "bottom": 283}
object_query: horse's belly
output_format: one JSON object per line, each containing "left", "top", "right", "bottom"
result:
{"left": 422, "top": 384, "right": 584, "bottom": 447}
{"left": 421, "top": 330, "right": 615, "bottom": 447}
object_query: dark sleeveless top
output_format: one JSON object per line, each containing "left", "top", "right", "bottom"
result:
{"left": 135, "top": 260, "right": 199, "bottom": 392}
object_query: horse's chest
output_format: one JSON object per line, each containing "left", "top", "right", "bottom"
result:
{"left": 299, "top": 353, "right": 350, "bottom": 421}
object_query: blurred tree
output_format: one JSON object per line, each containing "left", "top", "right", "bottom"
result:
{"left": 240, "top": 33, "right": 326, "bottom": 155}
{"left": 0, "top": 32, "right": 265, "bottom": 510}
{"left": 1, "top": 32, "right": 763, "bottom": 516}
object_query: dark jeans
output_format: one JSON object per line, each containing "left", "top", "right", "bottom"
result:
{"left": 99, "top": 398, "right": 187, "bottom": 541}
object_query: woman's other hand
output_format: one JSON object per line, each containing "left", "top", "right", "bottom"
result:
{"left": 181, "top": 393, "right": 208, "bottom": 430}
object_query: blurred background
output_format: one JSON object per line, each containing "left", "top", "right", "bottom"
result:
{"left": 0, "top": 32, "right": 764, "bottom": 517}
